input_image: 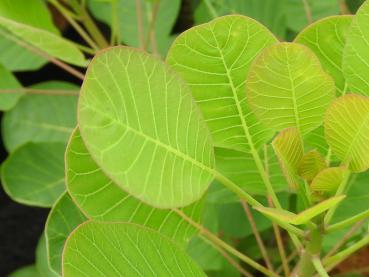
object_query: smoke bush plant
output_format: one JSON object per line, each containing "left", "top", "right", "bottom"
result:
{"left": 2, "top": 0, "right": 369, "bottom": 277}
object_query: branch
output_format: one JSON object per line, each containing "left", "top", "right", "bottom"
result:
{"left": 0, "top": 88, "right": 79, "bottom": 96}
{"left": 135, "top": 0, "right": 145, "bottom": 49}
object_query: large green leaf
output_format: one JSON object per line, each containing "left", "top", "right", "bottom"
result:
{"left": 287, "top": 0, "right": 340, "bottom": 32}
{"left": 192, "top": 0, "right": 287, "bottom": 38}
{"left": 66, "top": 128, "right": 202, "bottom": 244}
{"left": 247, "top": 42, "right": 335, "bottom": 135}
{"left": 0, "top": 18, "right": 86, "bottom": 67}
{"left": 88, "top": 0, "right": 180, "bottom": 56}
{"left": 343, "top": 0, "right": 369, "bottom": 95}
{"left": 295, "top": 16, "right": 353, "bottom": 94}
{"left": 272, "top": 128, "right": 304, "bottom": 188}
{"left": 62, "top": 222, "right": 205, "bottom": 276}
{"left": 167, "top": 15, "right": 277, "bottom": 153}
{"left": 324, "top": 94, "right": 369, "bottom": 172}
{"left": 78, "top": 47, "right": 214, "bottom": 208}
{"left": 45, "top": 193, "right": 87, "bottom": 275}
{"left": 1, "top": 142, "right": 65, "bottom": 207}
{"left": 2, "top": 81, "right": 78, "bottom": 152}
{"left": 0, "top": 64, "right": 23, "bottom": 111}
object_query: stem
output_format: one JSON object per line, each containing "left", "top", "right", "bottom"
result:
{"left": 202, "top": 0, "right": 218, "bottom": 18}
{"left": 0, "top": 29, "right": 84, "bottom": 80}
{"left": 312, "top": 258, "right": 329, "bottom": 277}
{"left": 276, "top": 250, "right": 298, "bottom": 274}
{"left": 0, "top": 88, "right": 79, "bottom": 96}
{"left": 200, "top": 236, "right": 253, "bottom": 277}
{"left": 48, "top": 0, "right": 99, "bottom": 50}
{"left": 144, "top": 0, "right": 160, "bottom": 54}
{"left": 325, "top": 220, "right": 365, "bottom": 259}
{"left": 324, "top": 171, "right": 350, "bottom": 226}
{"left": 325, "top": 233, "right": 369, "bottom": 271}
{"left": 302, "top": 0, "right": 313, "bottom": 24}
{"left": 110, "top": 0, "right": 121, "bottom": 45}
{"left": 173, "top": 209, "right": 278, "bottom": 277}
{"left": 268, "top": 198, "right": 290, "bottom": 276}
{"left": 135, "top": 0, "right": 145, "bottom": 49}
{"left": 241, "top": 201, "right": 274, "bottom": 271}
{"left": 326, "top": 209, "right": 369, "bottom": 233}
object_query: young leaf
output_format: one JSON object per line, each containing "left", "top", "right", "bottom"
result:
{"left": 66, "top": 128, "right": 202, "bottom": 244}
{"left": 0, "top": 65, "right": 23, "bottom": 111}
{"left": 311, "top": 166, "right": 349, "bottom": 193}
{"left": 247, "top": 42, "right": 335, "bottom": 135}
{"left": 272, "top": 128, "right": 304, "bottom": 188}
{"left": 1, "top": 142, "right": 65, "bottom": 207}
{"left": 167, "top": 15, "right": 277, "bottom": 152}
{"left": 295, "top": 15, "right": 353, "bottom": 94}
{"left": 62, "top": 222, "right": 206, "bottom": 276}
{"left": 256, "top": 195, "right": 346, "bottom": 225}
{"left": 0, "top": 18, "right": 87, "bottom": 67}
{"left": 78, "top": 46, "right": 215, "bottom": 208}
{"left": 2, "top": 81, "right": 77, "bottom": 152}
{"left": 343, "top": 0, "right": 369, "bottom": 95}
{"left": 324, "top": 94, "right": 369, "bottom": 172}
{"left": 298, "top": 150, "right": 327, "bottom": 182}
{"left": 88, "top": 0, "right": 180, "bottom": 56}
{"left": 45, "top": 193, "right": 87, "bottom": 275}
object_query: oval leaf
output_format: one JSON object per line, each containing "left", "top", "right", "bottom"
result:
{"left": 295, "top": 15, "right": 353, "bottom": 94}
{"left": 78, "top": 47, "right": 215, "bottom": 208}
{"left": 45, "top": 193, "right": 87, "bottom": 275}
{"left": 167, "top": 15, "right": 277, "bottom": 152}
{"left": 298, "top": 150, "right": 327, "bottom": 182}
{"left": 66, "top": 128, "right": 202, "bottom": 243}
{"left": 1, "top": 142, "right": 65, "bottom": 207}
{"left": 62, "top": 222, "right": 205, "bottom": 276}
{"left": 325, "top": 94, "right": 369, "bottom": 172}
{"left": 343, "top": 0, "right": 369, "bottom": 95}
{"left": 247, "top": 42, "right": 335, "bottom": 135}
{"left": 311, "top": 166, "right": 349, "bottom": 193}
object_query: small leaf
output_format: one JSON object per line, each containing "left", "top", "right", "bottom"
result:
{"left": 62, "top": 222, "right": 206, "bottom": 276}
{"left": 0, "top": 17, "right": 87, "bottom": 67}
{"left": 311, "top": 166, "right": 349, "bottom": 193}
{"left": 2, "top": 81, "right": 77, "bottom": 152}
{"left": 295, "top": 15, "right": 353, "bottom": 94}
{"left": 343, "top": 0, "right": 369, "bottom": 95}
{"left": 324, "top": 94, "right": 369, "bottom": 172}
{"left": 1, "top": 142, "right": 65, "bottom": 207}
{"left": 254, "top": 206, "right": 296, "bottom": 223}
{"left": 66, "top": 128, "right": 202, "bottom": 244}
{"left": 273, "top": 128, "right": 304, "bottom": 188}
{"left": 45, "top": 193, "right": 87, "bottom": 275}
{"left": 78, "top": 47, "right": 215, "bottom": 208}
{"left": 0, "top": 64, "right": 23, "bottom": 111}
{"left": 247, "top": 42, "right": 335, "bottom": 135}
{"left": 298, "top": 150, "right": 327, "bottom": 181}
{"left": 167, "top": 15, "right": 277, "bottom": 152}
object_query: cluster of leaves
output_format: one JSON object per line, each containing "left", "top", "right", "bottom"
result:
{"left": 1, "top": 0, "right": 369, "bottom": 277}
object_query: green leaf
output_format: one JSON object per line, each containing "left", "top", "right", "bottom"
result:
{"left": 214, "top": 146, "right": 287, "bottom": 195}
{"left": 287, "top": 0, "right": 340, "bottom": 32}
{"left": 0, "top": 64, "right": 23, "bottom": 111}
{"left": 1, "top": 142, "right": 65, "bottom": 207}
{"left": 88, "top": 0, "right": 180, "bottom": 56}
{"left": 167, "top": 15, "right": 277, "bottom": 152}
{"left": 192, "top": 0, "right": 287, "bottom": 38}
{"left": 8, "top": 266, "right": 40, "bottom": 277}
{"left": 256, "top": 195, "right": 346, "bottom": 225}
{"left": 2, "top": 81, "right": 77, "bottom": 152}
{"left": 273, "top": 128, "right": 304, "bottom": 188}
{"left": 343, "top": 0, "right": 369, "bottom": 95}
{"left": 78, "top": 47, "right": 214, "bottom": 208}
{"left": 295, "top": 15, "right": 353, "bottom": 94}
{"left": 298, "top": 150, "right": 327, "bottom": 181}
{"left": 311, "top": 166, "right": 349, "bottom": 193}
{"left": 66, "top": 128, "right": 202, "bottom": 244}
{"left": 0, "top": 18, "right": 87, "bottom": 67}
{"left": 62, "top": 222, "right": 206, "bottom": 276}
{"left": 36, "top": 234, "right": 58, "bottom": 277}
{"left": 247, "top": 42, "right": 335, "bottom": 135}
{"left": 324, "top": 94, "right": 369, "bottom": 172}
{"left": 45, "top": 193, "right": 87, "bottom": 275}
